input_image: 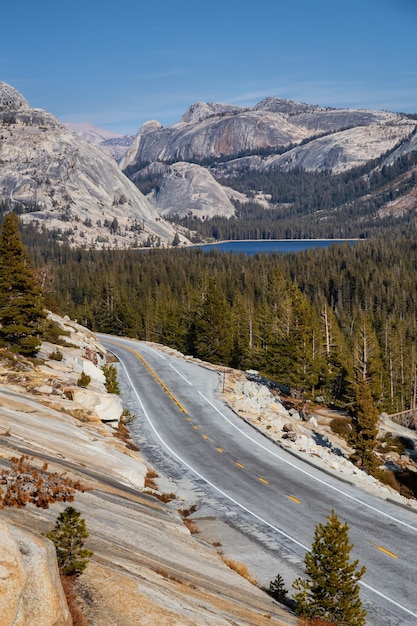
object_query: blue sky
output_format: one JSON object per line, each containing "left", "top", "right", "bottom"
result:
{"left": 2, "top": 0, "right": 416, "bottom": 135}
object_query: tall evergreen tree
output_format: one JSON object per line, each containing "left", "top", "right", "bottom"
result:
{"left": 189, "top": 277, "right": 232, "bottom": 364}
{"left": 349, "top": 378, "right": 380, "bottom": 475}
{"left": 0, "top": 213, "right": 46, "bottom": 355}
{"left": 293, "top": 510, "right": 366, "bottom": 626}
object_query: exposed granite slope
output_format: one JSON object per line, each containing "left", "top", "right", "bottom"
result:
{"left": 0, "top": 82, "right": 187, "bottom": 249}
{"left": 0, "top": 316, "right": 294, "bottom": 625}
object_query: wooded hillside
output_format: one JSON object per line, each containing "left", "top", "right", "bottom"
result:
{"left": 22, "top": 221, "right": 417, "bottom": 415}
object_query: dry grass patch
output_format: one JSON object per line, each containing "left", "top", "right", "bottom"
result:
{"left": 143, "top": 489, "right": 177, "bottom": 503}
{"left": 60, "top": 574, "right": 90, "bottom": 626}
{"left": 112, "top": 421, "right": 140, "bottom": 451}
{"left": 183, "top": 518, "right": 199, "bottom": 534}
{"left": 221, "top": 556, "right": 258, "bottom": 586}
{"left": 144, "top": 468, "right": 158, "bottom": 490}
{"left": 154, "top": 568, "right": 184, "bottom": 585}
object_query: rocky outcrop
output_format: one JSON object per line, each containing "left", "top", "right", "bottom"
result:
{"left": 215, "top": 118, "right": 415, "bottom": 175}
{"left": 0, "top": 520, "right": 72, "bottom": 626}
{"left": 120, "top": 105, "right": 310, "bottom": 169}
{"left": 150, "top": 162, "right": 236, "bottom": 219}
{"left": 0, "top": 82, "right": 187, "bottom": 249}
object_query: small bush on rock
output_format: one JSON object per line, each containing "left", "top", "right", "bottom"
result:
{"left": 0, "top": 455, "right": 91, "bottom": 509}
{"left": 330, "top": 417, "right": 351, "bottom": 440}
{"left": 50, "top": 348, "right": 63, "bottom": 361}
{"left": 102, "top": 363, "right": 120, "bottom": 394}
{"left": 77, "top": 371, "right": 91, "bottom": 388}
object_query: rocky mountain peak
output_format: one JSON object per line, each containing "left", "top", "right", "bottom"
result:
{"left": 0, "top": 83, "right": 187, "bottom": 248}
{"left": 0, "top": 81, "right": 30, "bottom": 112}
{"left": 253, "top": 96, "right": 323, "bottom": 115}
{"left": 141, "top": 119, "right": 163, "bottom": 133}
{"left": 180, "top": 101, "right": 246, "bottom": 124}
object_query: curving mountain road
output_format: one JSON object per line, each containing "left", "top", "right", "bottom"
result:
{"left": 99, "top": 335, "right": 417, "bottom": 626}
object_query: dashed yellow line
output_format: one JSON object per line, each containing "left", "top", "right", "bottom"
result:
{"left": 216, "top": 447, "right": 224, "bottom": 453}
{"left": 375, "top": 544, "right": 398, "bottom": 559}
{"left": 258, "top": 476, "right": 269, "bottom": 485}
{"left": 202, "top": 435, "right": 210, "bottom": 441}
{"left": 236, "top": 462, "right": 245, "bottom": 469}
{"left": 193, "top": 425, "right": 199, "bottom": 430}
{"left": 288, "top": 495, "right": 301, "bottom": 504}
{"left": 108, "top": 341, "right": 188, "bottom": 414}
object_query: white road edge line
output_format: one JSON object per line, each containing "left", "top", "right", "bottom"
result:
{"left": 199, "top": 391, "right": 417, "bottom": 533}
{"left": 118, "top": 354, "right": 308, "bottom": 552}
{"left": 116, "top": 350, "right": 417, "bottom": 620}
{"left": 169, "top": 363, "right": 193, "bottom": 385}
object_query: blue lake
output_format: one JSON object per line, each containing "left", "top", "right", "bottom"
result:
{"left": 197, "top": 239, "right": 360, "bottom": 255}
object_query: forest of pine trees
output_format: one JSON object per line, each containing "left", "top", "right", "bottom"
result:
{"left": 19, "top": 220, "right": 417, "bottom": 415}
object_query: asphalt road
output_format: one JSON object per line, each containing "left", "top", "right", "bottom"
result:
{"left": 99, "top": 335, "right": 417, "bottom": 626}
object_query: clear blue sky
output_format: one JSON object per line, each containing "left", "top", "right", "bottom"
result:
{"left": 2, "top": 0, "right": 416, "bottom": 135}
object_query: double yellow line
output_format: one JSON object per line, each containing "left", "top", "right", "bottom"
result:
{"left": 108, "top": 341, "right": 188, "bottom": 415}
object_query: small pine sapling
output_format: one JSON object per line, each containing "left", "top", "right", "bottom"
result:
{"left": 45, "top": 506, "right": 93, "bottom": 576}
{"left": 77, "top": 371, "right": 91, "bottom": 388}
{"left": 265, "top": 573, "right": 288, "bottom": 603}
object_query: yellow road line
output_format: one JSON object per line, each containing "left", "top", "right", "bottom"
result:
{"left": 216, "top": 447, "right": 224, "bottom": 453}
{"left": 258, "top": 476, "right": 269, "bottom": 485}
{"left": 193, "top": 425, "right": 199, "bottom": 430}
{"left": 288, "top": 495, "right": 301, "bottom": 504}
{"left": 236, "top": 462, "right": 245, "bottom": 469}
{"left": 202, "top": 435, "right": 210, "bottom": 441}
{"left": 108, "top": 340, "right": 188, "bottom": 414}
{"left": 375, "top": 544, "right": 398, "bottom": 559}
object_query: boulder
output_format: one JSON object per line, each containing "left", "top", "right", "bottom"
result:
{"left": 0, "top": 520, "right": 72, "bottom": 626}
{"left": 70, "top": 389, "right": 123, "bottom": 423}
{"left": 73, "top": 357, "right": 106, "bottom": 384}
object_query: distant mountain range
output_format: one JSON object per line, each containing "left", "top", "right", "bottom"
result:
{"left": 65, "top": 122, "right": 134, "bottom": 161}
{"left": 1, "top": 81, "right": 416, "bottom": 247}
{"left": 121, "top": 98, "right": 417, "bottom": 225}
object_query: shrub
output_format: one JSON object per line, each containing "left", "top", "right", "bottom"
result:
{"left": 43, "top": 319, "right": 70, "bottom": 344}
{"left": 102, "top": 363, "right": 120, "bottom": 394}
{"left": 376, "top": 433, "right": 407, "bottom": 455}
{"left": 120, "top": 408, "right": 136, "bottom": 424}
{"left": 375, "top": 468, "right": 399, "bottom": 490}
{"left": 330, "top": 417, "right": 352, "bottom": 440}
{"left": 50, "top": 348, "right": 63, "bottom": 361}
{"left": 77, "top": 371, "right": 91, "bottom": 388}
{"left": 0, "top": 455, "right": 91, "bottom": 509}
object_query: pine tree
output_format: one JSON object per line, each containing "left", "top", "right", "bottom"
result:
{"left": 293, "top": 510, "right": 366, "bottom": 626}
{"left": 265, "top": 573, "right": 288, "bottom": 603}
{"left": 349, "top": 378, "right": 380, "bottom": 475}
{"left": 45, "top": 506, "right": 93, "bottom": 576}
{"left": 189, "top": 277, "right": 232, "bottom": 364}
{"left": 0, "top": 212, "right": 46, "bottom": 355}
